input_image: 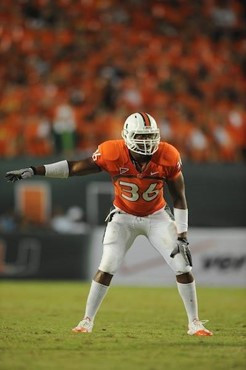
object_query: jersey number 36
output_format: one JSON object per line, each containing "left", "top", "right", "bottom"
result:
{"left": 119, "top": 181, "right": 159, "bottom": 202}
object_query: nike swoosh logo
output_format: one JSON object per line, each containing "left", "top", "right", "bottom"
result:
{"left": 150, "top": 171, "right": 159, "bottom": 176}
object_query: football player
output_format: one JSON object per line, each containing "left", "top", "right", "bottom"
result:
{"left": 6, "top": 112, "right": 213, "bottom": 336}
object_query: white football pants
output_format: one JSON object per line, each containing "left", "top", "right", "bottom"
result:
{"left": 99, "top": 207, "right": 192, "bottom": 275}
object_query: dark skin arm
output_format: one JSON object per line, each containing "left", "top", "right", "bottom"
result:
{"left": 33, "top": 158, "right": 101, "bottom": 176}
{"left": 167, "top": 172, "right": 194, "bottom": 283}
{"left": 166, "top": 172, "right": 187, "bottom": 239}
{"left": 68, "top": 158, "right": 102, "bottom": 176}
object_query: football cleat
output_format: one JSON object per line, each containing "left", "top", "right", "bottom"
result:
{"left": 72, "top": 317, "right": 93, "bottom": 333}
{"left": 187, "top": 319, "right": 213, "bottom": 336}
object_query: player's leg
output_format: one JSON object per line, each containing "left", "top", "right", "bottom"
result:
{"left": 72, "top": 213, "right": 137, "bottom": 333}
{"left": 175, "top": 272, "right": 212, "bottom": 336}
{"left": 147, "top": 210, "right": 212, "bottom": 336}
{"left": 175, "top": 272, "right": 198, "bottom": 326}
{"left": 71, "top": 270, "right": 112, "bottom": 333}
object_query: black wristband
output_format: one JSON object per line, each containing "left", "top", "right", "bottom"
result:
{"left": 30, "top": 166, "right": 37, "bottom": 175}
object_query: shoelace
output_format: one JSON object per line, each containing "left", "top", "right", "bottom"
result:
{"left": 79, "top": 320, "right": 91, "bottom": 328}
{"left": 191, "top": 319, "right": 209, "bottom": 329}
{"left": 199, "top": 320, "right": 209, "bottom": 325}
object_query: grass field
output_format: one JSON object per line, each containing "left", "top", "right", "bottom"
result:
{"left": 0, "top": 281, "right": 245, "bottom": 370}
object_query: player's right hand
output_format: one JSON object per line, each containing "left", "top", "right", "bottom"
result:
{"left": 5, "top": 168, "right": 34, "bottom": 183}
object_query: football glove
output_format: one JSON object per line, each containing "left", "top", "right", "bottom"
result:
{"left": 170, "top": 238, "right": 192, "bottom": 267}
{"left": 5, "top": 168, "right": 34, "bottom": 183}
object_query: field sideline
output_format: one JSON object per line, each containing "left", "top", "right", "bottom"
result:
{"left": 0, "top": 281, "right": 245, "bottom": 370}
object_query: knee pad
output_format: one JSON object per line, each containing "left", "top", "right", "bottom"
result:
{"left": 171, "top": 253, "right": 193, "bottom": 275}
{"left": 99, "top": 244, "right": 124, "bottom": 274}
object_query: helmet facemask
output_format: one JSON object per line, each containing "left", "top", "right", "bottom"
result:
{"left": 122, "top": 112, "right": 161, "bottom": 155}
{"left": 122, "top": 128, "right": 160, "bottom": 155}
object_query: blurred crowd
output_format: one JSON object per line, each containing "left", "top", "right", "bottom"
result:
{"left": 0, "top": 0, "right": 245, "bottom": 162}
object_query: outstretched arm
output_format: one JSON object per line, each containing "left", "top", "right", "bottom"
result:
{"left": 68, "top": 158, "right": 101, "bottom": 176}
{"left": 5, "top": 158, "right": 101, "bottom": 182}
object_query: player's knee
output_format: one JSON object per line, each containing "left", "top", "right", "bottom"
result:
{"left": 99, "top": 242, "right": 125, "bottom": 275}
{"left": 175, "top": 265, "right": 192, "bottom": 276}
{"left": 171, "top": 252, "right": 192, "bottom": 275}
{"left": 99, "top": 255, "right": 122, "bottom": 275}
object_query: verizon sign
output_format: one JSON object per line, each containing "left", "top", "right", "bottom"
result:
{"left": 89, "top": 228, "right": 246, "bottom": 286}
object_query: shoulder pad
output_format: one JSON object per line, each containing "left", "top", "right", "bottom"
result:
{"left": 98, "top": 140, "right": 122, "bottom": 161}
{"left": 153, "top": 142, "right": 180, "bottom": 166}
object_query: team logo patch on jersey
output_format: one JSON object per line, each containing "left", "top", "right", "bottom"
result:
{"left": 92, "top": 149, "right": 101, "bottom": 161}
{"left": 120, "top": 167, "right": 129, "bottom": 174}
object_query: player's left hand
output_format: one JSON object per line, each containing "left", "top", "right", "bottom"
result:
{"left": 170, "top": 238, "right": 192, "bottom": 267}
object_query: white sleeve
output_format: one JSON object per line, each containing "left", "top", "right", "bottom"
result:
{"left": 44, "top": 160, "right": 69, "bottom": 178}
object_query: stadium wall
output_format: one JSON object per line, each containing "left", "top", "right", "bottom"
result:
{"left": 89, "top": 227, "right": 246, "bottom": 287}
{"left": 1, "top": 159, "right": 246, "bottom": 227}
{"left": 0, "top": 232, "right": 89, "bottom": 280}
{"left": 0, "top": 228, "right": 245, "bottom": 286}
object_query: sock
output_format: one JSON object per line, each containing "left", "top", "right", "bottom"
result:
{"left": 84, "top": 280, "right": 109, "bottom": 321}
{"left": 177, "top": 281, "right": 199, "bottom": 325}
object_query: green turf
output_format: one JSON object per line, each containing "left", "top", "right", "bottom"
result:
{"left": 0, "top": 281, "right": 245, "bottom": 370}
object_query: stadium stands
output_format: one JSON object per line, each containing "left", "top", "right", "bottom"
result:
{"left": 0, "top": 0, "right": 245, "bottom": 161}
